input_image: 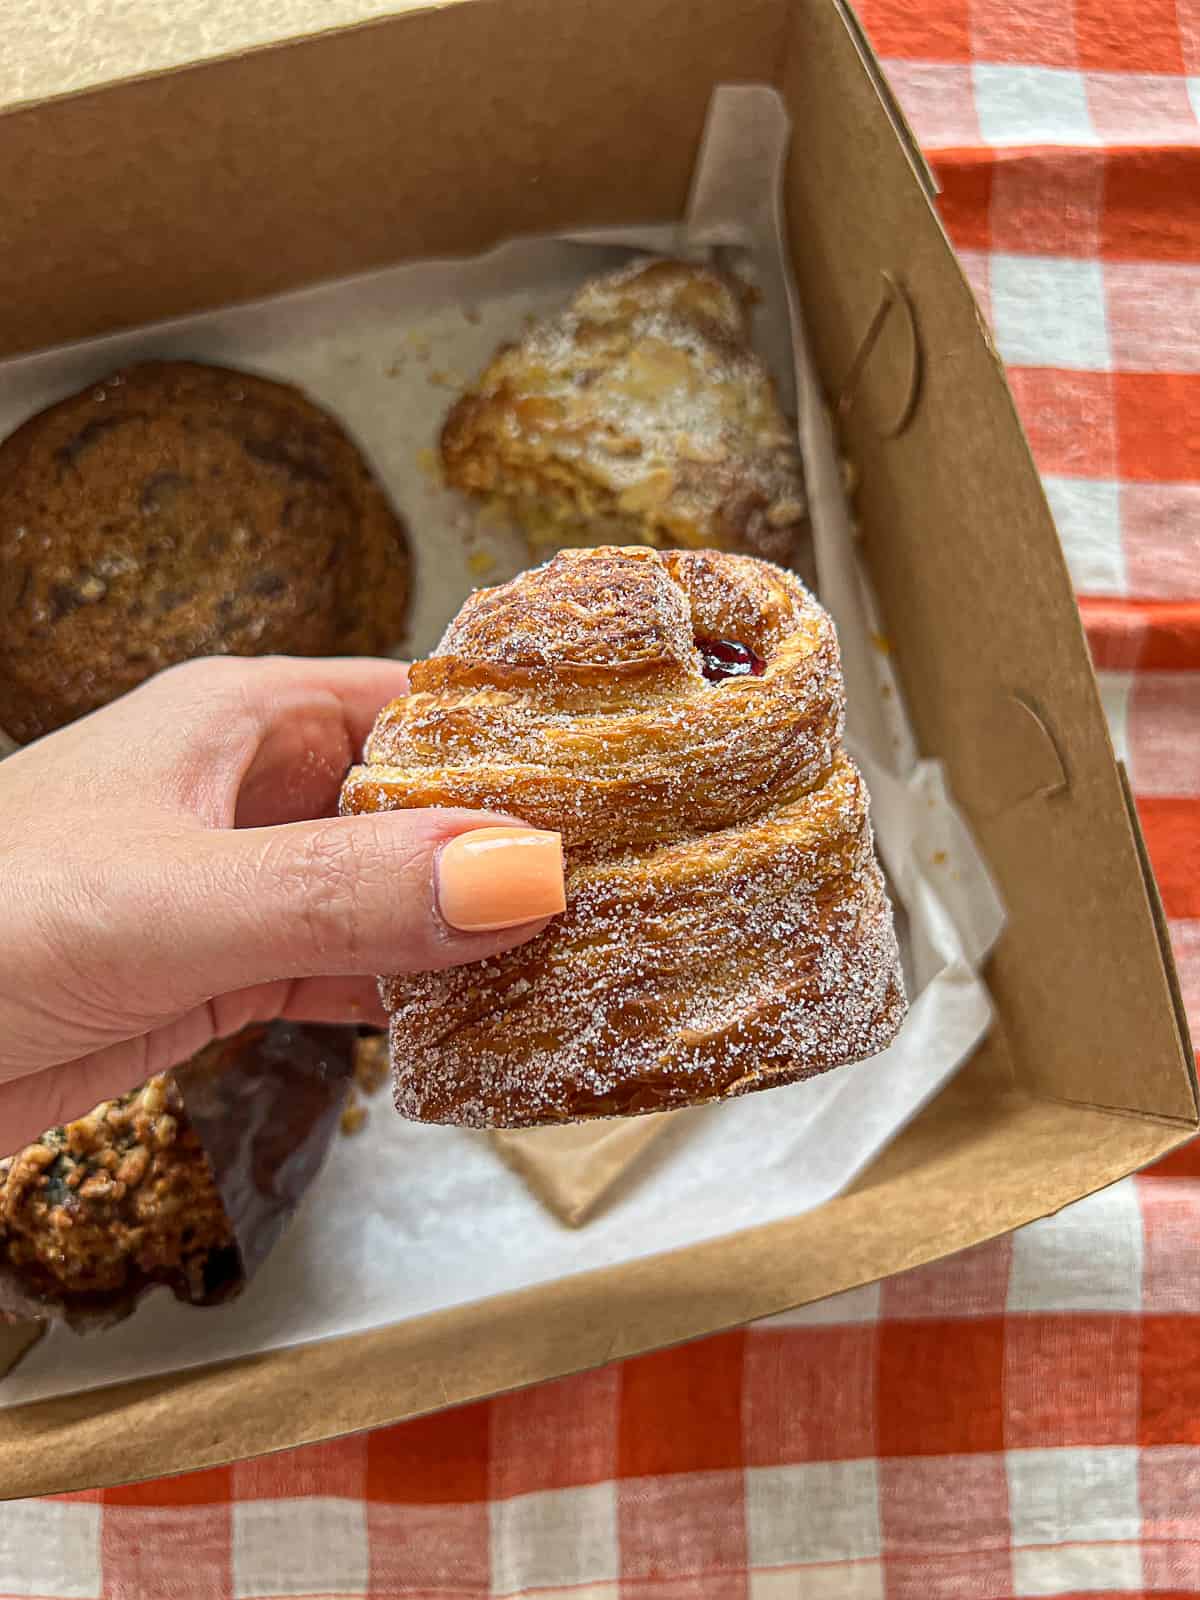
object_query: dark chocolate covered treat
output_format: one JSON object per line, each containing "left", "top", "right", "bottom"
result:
{"left": 0, "top": 1022, "right": 356, "bottom": 1331}
{"left": 0, "top": 362, "right": 410, "bottom": 742}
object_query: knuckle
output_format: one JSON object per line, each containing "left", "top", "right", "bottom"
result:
{"left": 144, "top": 655, "right": 253, "bottom": 732}
{"left": 154, "top": 654, "right": 243, "bottom": 694}
{"left": 290, "top": 819, "right": 382, "bottom": 971}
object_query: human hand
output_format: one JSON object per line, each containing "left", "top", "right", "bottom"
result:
{"left": 0, "top": 656, "right": 565, "bottom": 1153}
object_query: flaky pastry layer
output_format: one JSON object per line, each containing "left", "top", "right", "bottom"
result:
{"left": 440, "top": 258, "right": 811, "bottom": 571}
{"left": 341, "top": 546, "right": 905, "bottom": 1126}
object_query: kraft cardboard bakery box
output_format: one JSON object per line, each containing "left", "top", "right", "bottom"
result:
{"left": 0, "top": 0, "right": 1193, "bottom": 1495}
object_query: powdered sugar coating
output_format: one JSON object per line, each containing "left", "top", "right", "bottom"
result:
{"left": 341, "top": 546, "right": 905, "bottom": 1126}
{"left": 344, "top": 546, "right": 844, "bottom": 850}
{"left": 440, "top": 258, "right": 811, "bottom": 570}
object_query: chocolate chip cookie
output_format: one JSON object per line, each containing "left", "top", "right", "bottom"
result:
{"left": 0, "top": 362, "right": 410, "bottom": 742}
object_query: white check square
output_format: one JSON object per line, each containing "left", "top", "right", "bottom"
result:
{"left": 1169, "top": 921, "right": 1200, "bottom": 1036}
{"left": 1013, "top": 1542, "right": 1142, "bottom": 1594}
{"left": 759, "top": 1281, "right": 881, "bottom": 1327}
{"left": 233, "top": 1497, "right": 368, "bottom": 1598}
{"left": 1097, "top": 671, "right": 1133, "bottom": 766}
{"left": 1041, "top": 477, "right": 1125, "bottom": 595}
{"left": 746, "top": 1461, "right": 881, "bottom": 1567}
{"left": 1009, "top": 1178, "right": 1143, "bottom": 1312}
{"left": 491, "top": 1482, "right": 618, "bottom": 1595}
{"left": 0, "top": 1500, "right": 102, "bottom": 1599}
{"left": 974, "top": 64, "right": 1096, "bottom": 146}
{"left": 1008, "top": 1445, "right": 1139, "bottom": 1546}
{"left": 882, "top": 62, "right": 982, "bottom": 146}
{"left": 752, "top": 1565, "right": 884, "bottom": 1599}
{"left": 990, "top": 255, "right": 1111, "bottom": 370}
{"left": 1106, "top": 261, "right": 1200, "bottom": 374}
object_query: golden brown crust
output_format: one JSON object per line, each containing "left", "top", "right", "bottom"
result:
{"left": 440, "top": 258, "right": 810, "bottom": 570}
{"left": 0, "top": 361, "right": 410, "bottom": 743}
{"left": 342, "top": 547, "right": 905, "bottom": 1127}
{"left": 343, "top": 546, "right": 842, "bottom": 849}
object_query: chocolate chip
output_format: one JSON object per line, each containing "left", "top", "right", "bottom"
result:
{"left": 49, "top": 583, "right": 83, "bottom": 619}
{"left": 140, "top": 471, "right": 191, "bottom": 514}
{"left": 242, "top": 434, "right": 331, "bottom": 485}
{"left": 249, "top": 572, "right": 287, "bottom": 598}
{"left": 54, "top": 412, "right": 145, "bottom": 472}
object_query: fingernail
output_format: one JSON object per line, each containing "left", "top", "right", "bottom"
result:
{"left": 437, "top": 826, "right": 566, "bottom": 932}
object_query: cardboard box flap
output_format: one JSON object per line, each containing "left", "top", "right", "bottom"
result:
{"left": 0, "top": 0, "right": 789, "bottom": 359}
{"left": 0, "top": 0, "right": 444, "bottom": 120}
{"left": 780, "top": 0, "right": 1196, "bottom": 1124}
{"left": 0, "top": 1078, "right": 1183, "bottom": 1499}
{"left": 830, "top": 0, "right": 939, "bottom": 203}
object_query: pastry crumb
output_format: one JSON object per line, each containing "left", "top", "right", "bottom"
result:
{"left": 354, "top": 1033, "right": 389, "bottom": 1096}
{"left": 415, "top": 447, "right": 442, "bottom": 483}
{"left": 340, "top": 1096, "right": 367, "bottom": 1136}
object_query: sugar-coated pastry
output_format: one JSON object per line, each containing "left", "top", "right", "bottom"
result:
{"left": 341, "top": 546, "right": 904, "bottom": 1127}
{"left": 441, "top": 258, "right": 810, "bottom": 570}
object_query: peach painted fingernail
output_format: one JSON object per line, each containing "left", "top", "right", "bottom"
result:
{"left": 437, "top": 826, "right": 566, "bottom": 932}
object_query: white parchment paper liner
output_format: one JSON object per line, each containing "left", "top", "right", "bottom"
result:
{"left": 0, "top": 86, "right": 1003, "bottom": 1407}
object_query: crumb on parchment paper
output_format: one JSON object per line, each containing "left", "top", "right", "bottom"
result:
{"left": 339, "top": 1032, "right": 390, "bottom": 1135}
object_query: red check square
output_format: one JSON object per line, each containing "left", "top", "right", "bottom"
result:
{"left": 1006, "top": 368, "right": 1116, "bottom": 480}
{"left": 1076, "top": 0, "right": 1186, "bottom": 71}
{"left": 619, "top": 1333, "right": 746, "bottom": 1478}
{"left": 103, "top": 1467, "right": 233, "bottom": 1507}
{"left": 991, "top": 151, "right": 1105, "bottom": 256}
{"left": 490, "top": 1366, "right": 619, "bottom": 1498}
{"left": 365, "top": 1402, "right": 490, "bottom": 1503}
{"left": 877, "top": 1319, "right": 1005, "bottom": 1457}
{"left": 878, "top": 1454, "right": 1012, "bottom": 1600}
{"left": 743, "top": 1325, "right": 877, "bottom": 1465}
{"left": 1136, "top": 799, "right": 1200, "bottom": 919}
{"left": 935, "top": 157, "right": 994, "bottom": 253}
{"left": 970, "top": 0, "right": 1078, "bottom": 67}
{"left": 855, "top": 0, "right": 972, "bottom": 60}
{"left": 102, "top": 1504, "right": 232, "bottom": 1600}
{"left": 1006, "top": 1315, "right": 1140, "bottom": 1446}
{"left": 618, "top": 1469, "right": 748, "bottom": 1598}
{"left": 1141, "top": 1316, "right": 1200, "bottom": 1446}
{"left": 1142, "top": 1181, "right": 1200, "bottom": 1313}
{"left": 1103, "top": 151, "right": 1200, "bottom": 262}
{"left": 881, "top": 1237, "right": 1012, "bottom": 1320}
{"left": 232, "top": 1434, "right": 367, "bottom": 1499}
{"left": 366, "top": 1500, "right": 490, "bottom": 1593}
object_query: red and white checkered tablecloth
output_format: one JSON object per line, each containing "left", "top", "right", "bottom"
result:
{"left": 3, "top": 0, "right": 1199, "bottom": 1593}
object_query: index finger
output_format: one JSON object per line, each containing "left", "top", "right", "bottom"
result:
{"left": 27, "top": 655, "right": 411, "bottom": 826}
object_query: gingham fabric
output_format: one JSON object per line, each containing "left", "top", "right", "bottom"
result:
{"left": 3, "top": 2, "right": 1199, "bottom": 1594}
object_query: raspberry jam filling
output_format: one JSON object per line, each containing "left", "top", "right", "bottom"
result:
{"left": 694, "top": 636, "right": 767, "bottom": 682}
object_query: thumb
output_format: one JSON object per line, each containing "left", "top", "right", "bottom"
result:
{"left": 168, "top": 809, "right": 566, "bottom": 999}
